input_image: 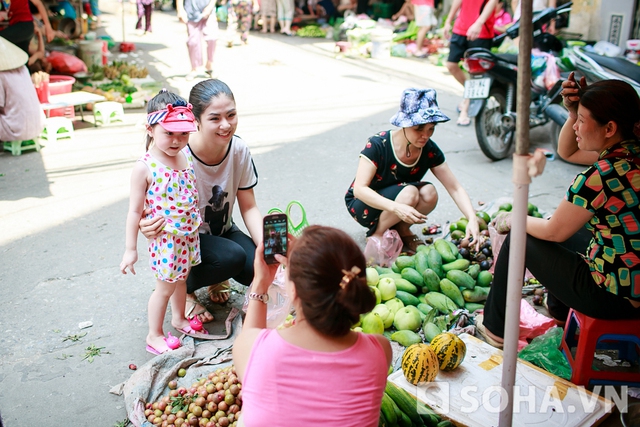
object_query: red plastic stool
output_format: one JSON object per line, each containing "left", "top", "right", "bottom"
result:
{"left": 560, "top": 309, "right": 640, "bottom": 387}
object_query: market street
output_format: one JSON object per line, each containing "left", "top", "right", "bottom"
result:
{"left": 0, "top": 1, "right": 590, "bottom": 425}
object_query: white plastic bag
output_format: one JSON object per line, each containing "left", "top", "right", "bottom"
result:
{"left": 243, "top": 265, "right": 292, "bottom": 329}
{"left": 363, "top": 229, "right": 403, "bottom": 267}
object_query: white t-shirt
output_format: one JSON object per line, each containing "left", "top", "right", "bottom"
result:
{"left": 188, "top": 135, "right": 258, "bottom": 236}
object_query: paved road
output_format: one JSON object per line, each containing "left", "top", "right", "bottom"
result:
{"left": 0, "top": 2, "right": 594, "bottom": 426}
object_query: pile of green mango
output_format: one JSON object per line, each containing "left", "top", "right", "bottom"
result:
{"left": 356, "top": 238, "right": 493, "bottom": 348}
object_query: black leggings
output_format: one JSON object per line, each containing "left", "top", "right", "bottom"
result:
{"left": 483, "top": 232, "right": 640, "bottom": 338}
{"left": 186, "top": 224, "right": 256, "bottom": 294}
{"left": 0, "top": 21, "right": 34, "bottom": 54}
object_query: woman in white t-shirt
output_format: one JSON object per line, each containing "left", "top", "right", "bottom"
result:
{"left": 141, "top": 79, "right": 262, "bottom": 324}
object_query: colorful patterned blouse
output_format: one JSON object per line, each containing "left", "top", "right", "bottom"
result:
{"left": 566, "top": 140, "right": 640, "bottom": 300}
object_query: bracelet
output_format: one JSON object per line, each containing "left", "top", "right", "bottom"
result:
{"left": 248, "top": 292, "right": 269, "bottom": 304}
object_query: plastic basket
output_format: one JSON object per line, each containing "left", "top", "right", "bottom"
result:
{"left": 267, "top": 201, "right": 309, "bottom": 237}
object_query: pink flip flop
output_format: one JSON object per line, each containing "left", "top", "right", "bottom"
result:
{"left": 178, "top": 325, "right": 210, "bottom": 338}
{"left": 146, "top": 342, "right": 171, "bottom": 355}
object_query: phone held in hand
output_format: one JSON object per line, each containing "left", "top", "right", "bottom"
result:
{"left": 263, "top": 213, "right": 288, "bottom": 264}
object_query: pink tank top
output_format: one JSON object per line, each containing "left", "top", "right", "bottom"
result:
{"left": 240, "top": 330, "right": 388, "bottom": 427}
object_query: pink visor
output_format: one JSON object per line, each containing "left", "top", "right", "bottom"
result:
{"left": 147, "top": 103, "right": 197, "bottom": 133}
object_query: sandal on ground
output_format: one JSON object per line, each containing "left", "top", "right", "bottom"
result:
{"left": 400, "top": 234, "right": 424, "bottom": 254}
{"left": 456, "top": 115, "right": 471, "bottom": 126}
{"left": 186, "top": 297, "right": 214, "bottom": 323}
{"left": 208, "top": 281, "right": 231, "bottom": 304}
{"left": 474, "top": 314, "right": 504, "bottom": 349}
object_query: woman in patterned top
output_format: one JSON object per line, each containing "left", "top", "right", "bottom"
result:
{"left": 345, "top": 88, "right": 480, "bottom": 254}
{"left": 478, "top": 74, "right": 640, "bottom": 348}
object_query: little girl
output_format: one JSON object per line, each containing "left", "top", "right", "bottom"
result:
{"left": 120, "top": 89, "right": 206, "bottom": 355}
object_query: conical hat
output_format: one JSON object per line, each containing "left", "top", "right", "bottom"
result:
{"left": 0, "top": 36, "right": 29, "bottom": 71}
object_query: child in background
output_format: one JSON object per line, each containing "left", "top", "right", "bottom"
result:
{"left": 136, "top": 0, "right": 154, "bottom": 34}
{"left": 493, "top": 0, "right": 511, "bottom": 35}
{"left": 120, "top": 89, "right": 206, "bottom": 356}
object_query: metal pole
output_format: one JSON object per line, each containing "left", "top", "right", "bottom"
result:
{"left": 498, "top": 0, "right": 533, "bottom": 425}
{"left": 122, "top": 0, "right": 126, "bottom": 43}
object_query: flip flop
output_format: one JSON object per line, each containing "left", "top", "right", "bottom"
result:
{"left": 208, "top": 281, "right": 231, "bottom": 304}
{"left": 146, "top": 341, "right": 171, "bottom": 355}
{"left": 186, "top": 298, "right": 215, "bottom": 323}
{"left": 178, "top": 325, "right": 210, "bottom": 338}
{"left": 474, "top": 314, "right": 504, "bottom": 349}
{"left": 456, "top": 116, "right": 471, "bottom": 127}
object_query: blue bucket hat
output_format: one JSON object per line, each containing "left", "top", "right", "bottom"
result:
{"left": 390, "top": 88, "right": 450, "bottom": 128}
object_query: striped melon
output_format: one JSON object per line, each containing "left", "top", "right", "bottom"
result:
{"left": 401, "top": 343, "right": 439, "bottom": 385}
{"left": 430, "top": 332, "right": 466, "bottom": 371}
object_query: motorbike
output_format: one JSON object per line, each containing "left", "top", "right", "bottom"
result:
{"left": 462, "top": 2, "right": 573, "bottom": 161}
{"left": 546, "top": 43, "right": 640, "bottom": 157}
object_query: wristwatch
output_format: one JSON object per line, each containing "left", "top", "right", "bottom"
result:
{"left": 248, "top": 292, "right": 269, "bottom": 304}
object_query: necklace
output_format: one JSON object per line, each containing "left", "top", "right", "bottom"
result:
{"left": 402, "top": 128, "right": 412, "bottom": 158}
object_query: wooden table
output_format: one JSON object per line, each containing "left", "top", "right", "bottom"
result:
{"left": 41, "top": 91, "right": 107, "bottom": 126}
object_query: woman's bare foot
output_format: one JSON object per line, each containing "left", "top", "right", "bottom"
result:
{"left": 208, "top": 281, "right": 231, "bottom": 303}
{"left": 186, "top": 295, "right": 215, "bottom": 323}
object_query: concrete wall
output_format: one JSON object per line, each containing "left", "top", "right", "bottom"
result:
{"left": 567, "top": 0, "right": 638, "bottom": 47}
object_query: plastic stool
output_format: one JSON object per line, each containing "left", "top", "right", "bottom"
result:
{"left": 3, "top": 139, "right": 41, "bottom": 156}
{"left": 94, "top": 101, "right": 125, "bottom": 125}
{"left": 40, "top": 117, "right": 74, "bottom": 143}
{"left": 560, "top": 308, "right": 640, "bottom": 387}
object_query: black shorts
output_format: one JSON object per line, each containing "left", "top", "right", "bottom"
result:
{"left": 447, "top": 33, "right": 493, "bottom": 63}
{"left": 346, "top": 182, "right": 433, "bottom": 237}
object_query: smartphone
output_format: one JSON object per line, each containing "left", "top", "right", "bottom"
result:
{"left": 263, "top": 213, "right": 288, "bottom": 264}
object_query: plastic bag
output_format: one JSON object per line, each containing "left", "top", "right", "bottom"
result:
{"left": 243, "top": 265, "right": 292, "bottom": 329}
{"left": 519, "top": 299, "right": 556, "bottom": 341}
{"left": 47, "top": 51, "right": 88, "bottom": 74}
{"left": 518, "top": 326, "right": 572, "bottom": 380}
{"left": 543, "top": 54, "right": 560, "bottom": 90}
{"left": 364, "top": 229, "right": 403, "bottom": 267}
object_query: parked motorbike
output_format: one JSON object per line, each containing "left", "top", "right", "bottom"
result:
{"left": 546, "top": 44, "right": 640, "bottom": 157}
{"left": 462, "top": 2, "right": 572, "bottom": 161}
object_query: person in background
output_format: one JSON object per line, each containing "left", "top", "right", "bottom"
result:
{"left": 27, "top": 22, "right": 51, "bottom": 73}
{"left": 136, "top": 0, "right": 154, "bottom": 34}
{"left": 493, "top": 0, "right": 511, "bottom": 35}
{"left": 233, "top": 225, "right": 392, "bottom": 427}
{"left": 411, "top": 0, "right": 437, "bottom": 58}
{"left": 345, "top": 88, "right": 480, "bottom": 254}
{"left": 227, "top": 0, "right": 258, "bottom": 45}
{"left": 177, "top": 0, "right": 219, "bottom": 80}
{"left": 391, "top": 0, "right": 414, "bottom": 24}
{"left": 511, "top": 0, "right": 555, "bottom": 34}
{"left": 476, "top": 74, "right": 640, "bottom": 348}
{"left": 275, "top": 0, "right": 294, "bottom": 35}
{"left": 260, "top": 0, "right": 277, "bottom": 33}
{"left": 140, "top": 79, "right": 262, "bottom": 325}
{"left": 0, "top": 0, "right": 53, "bottom": 54}
{"left": 0, "top": 36, "right": 45, "bottom": 144}
{"left": 443, "top": 0, "right": 498, "bottom": 126}
{"left": 83, "top": 0, "right": 102, "bottom": 28}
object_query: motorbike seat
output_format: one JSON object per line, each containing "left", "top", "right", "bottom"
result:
{"left": 584, "top": 51, "right": 640, "bottom": 83}
{"left": 495, "top": 53, "right": 518, "bottom": 65}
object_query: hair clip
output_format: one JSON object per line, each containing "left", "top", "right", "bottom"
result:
{"left": 339, "top": 266, "right": 361, "bottom": 289}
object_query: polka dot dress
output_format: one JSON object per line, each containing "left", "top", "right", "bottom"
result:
{"left": 140, "top": 147, "right": 202, "bottom": 282}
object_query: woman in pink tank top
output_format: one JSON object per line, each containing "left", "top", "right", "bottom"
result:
{"left": 233, "top": 226, "right": 393, "bottom": 427}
